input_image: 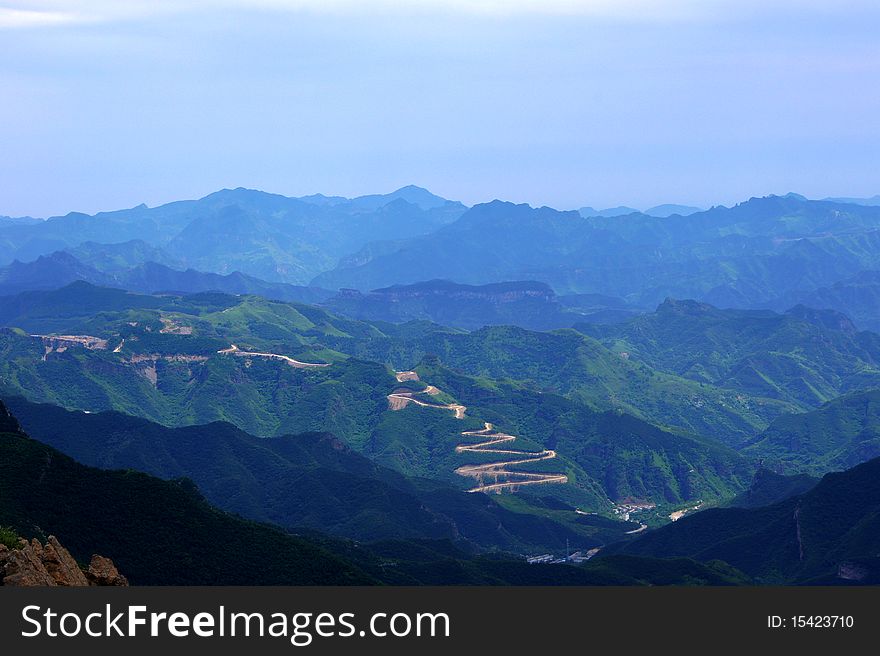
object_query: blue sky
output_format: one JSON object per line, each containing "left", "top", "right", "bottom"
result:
{"left": 1, "top": 1, "right": 879, "bottom": 217}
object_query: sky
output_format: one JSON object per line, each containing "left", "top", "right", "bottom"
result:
{"left": 1, "top": 0, "right": 879, "bottom": 217}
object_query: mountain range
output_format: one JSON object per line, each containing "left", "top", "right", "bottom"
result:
{"left": 579, "top": 204, "right": 702, "bottom": 218}
{"left": 0, "top": 399, "right": 758, "bottom": 586}
{"left": 579, "top": 298, "right": 880, "bottom": 420}
{"left": 0, "top": 186, "right": 465, "bottom": 285}
{"left": 0, "top": 250, "right": 332, "bottom": 303}
{"left": 3, "top": 185, "right": 880, "bottom": 586}
{"left": 313, "top": 193, "right": 880, "bottom": 310}
{"left": 7, "top": 188, "right": 880, "bottom": 325}
{"left": 0, "top": 283, "right": 754, "bottom": 511}
{"left": 322, "top": 279, "right": 632, "bottom": 330}
{"left": 5, "top": 395, "right": 632, "bottom": 552}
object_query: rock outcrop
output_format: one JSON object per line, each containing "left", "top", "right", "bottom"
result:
{"left": 0, "top": 536, "right": 128, "bottom": 587}
{"left": 86, "top": 555, "right": 129, "bottom": 586}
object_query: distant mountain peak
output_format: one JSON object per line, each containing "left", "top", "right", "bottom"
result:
{"left": 781, "top": 192, "right": 808, "bottom": 201}
{"left": 200, "top": 187, "right": 293, "bottom": 206}
{"left": 393, "top": 184, "right": 431, "bottom": 193}
{"left": 644, "top": 203, "right": 703, "bottom": 218}
{"left": 822, "top": 194, "right": 880, "bottom": 206}
{"left": 39, "top": 250, "right": 81, "bottom": 264}
{"left": 579, "top": 206, "right": 642, "bottom": 218}
{"left": 485, "top": 199, "right": 517, "bottom": 207}
{"left": 785, "top": 304, "right": 857, "bottom": 335}
{"left": 379, "top": 185, "right": 452, "bottom": 210}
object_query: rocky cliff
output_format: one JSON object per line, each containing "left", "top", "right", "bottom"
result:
{"left": 323, "top": 279, "right": 575, "bottom": 330}
{"left": 0, "top": 535, "right": 128, "bottom": 586}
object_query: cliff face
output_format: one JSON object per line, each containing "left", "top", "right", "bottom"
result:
{"left": 0, "top": 401, "right": 21, "bottom": 434}
{"left": 0, "top": 536, "right": 128, "bottom": 587}
{"left": 324, "top": 279, "right": 574, "bottom": 330}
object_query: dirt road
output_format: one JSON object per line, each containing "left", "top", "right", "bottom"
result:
{"left": 386, "top": 390, "right": 467, "bottom": 418}
{"left": 455, "top": 423, "right": 568, "bottom": 493}
{"left": 388, "top": 372, "right": 466, "bottom": 417}
{"left": 388, "top": 372, "right": 568, "bottom": 493}
{"left": 218, "top": 344, "right": 330, "bottom": 369}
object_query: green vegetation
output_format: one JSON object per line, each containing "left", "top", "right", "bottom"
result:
{"left": 580, "top": 298, "right": 880, "bottom": 424}
{"left": 728, "top": 469, "right": 818, "bottom": 508}
{"left": 0, "top": 281, "right": 825, "bottom": 449}
{"left": 406, "top": 358, "right": 754, "bottom": 507}
{"left": 337, "top": 323, "right": 795, "bottom": 445}
{"left": 612, "top": 455, "right": 880, "bottom": 584}
{"left": 0, "top": 284, "right": 755, "bottom": 509}
{"left": 0, "top": 326, "right": 392, "bottom": 441}
{"left": 3, "top": 278, "right": 880, "bottom": 533}
{"left": 0, "top": 525, "right": 20, "bottom": 549}
{"left": 744, "top": 390, "right": 880, "bottom": 474}
{"left": 0, "top": 409, "right": 376, "bottom": 585}
{"left": 3, "top": 401, "right": 746, "bottom": 585}
{"left": 6, "top": 396, "right": 637, "bottom": 553}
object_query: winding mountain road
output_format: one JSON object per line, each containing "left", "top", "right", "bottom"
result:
{"left": 386, "top": 388, "right": 467, "bottom": 418}
{"left": 455, "top": 423, "right": 568, "bottom": 493}
{"left": 389, "top": 371, "right": 568, "bottom": 493}
{"left": 218, "top": 344, "right": 330, "bottom": 368}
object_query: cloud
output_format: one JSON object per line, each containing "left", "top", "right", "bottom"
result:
{"left": 1, "top": 0, "right": 877, "bottom": 30}
{"left": 245, "top": 0, "right": 688, "bottom": 18}
{"left": 0, "top": 1, "right": 183, "bottom": 29}
{"left": 0, "top": 7, "right": 78, "bottom": 28}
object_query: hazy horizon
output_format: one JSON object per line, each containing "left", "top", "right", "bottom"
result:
{"left": 2, "top": 1, "right": 879, "bottom": 217}
{"left": 5, "top": 183, "right": 878, "bottom": 222}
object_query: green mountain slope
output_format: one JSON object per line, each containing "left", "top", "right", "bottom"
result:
{"left": 0, "top": 282, "right": 831, "bottom": 448}
{"left": 0, "top": 401, "right": 375, "bottom": 585}
{"left": 0, "top": 283, "right": 759, "bottom": 509}
{"left": 728, "top": 469, "right": 818, "bottom": 508}
{"left": 0, "top": 314, "right": 755, "bottom": 510}
{"left": 612, "top": 455, "right": 880, "bottom": 583}
{"left": 744, "top": 390, "right": 880, "bottom": 474}
{"left": 580, "top": 298, "right": 880, "bottom": 420}
{"left": 342, "top": 323, "right": 793, "bottom": 444}
{"left": 767, "top": 269, "right": 880, "bottom": 333}
{"left": 0, "top": 325, "right": 391, "bottom": 441}
{"left": 389, "top": 358, "right": 754, "bottom": 508}
{"left": 2, "top": 400, "right": 747, "bottom": 585}
{"left": 5, "top": 396, "right": 636, "bottom": 552}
